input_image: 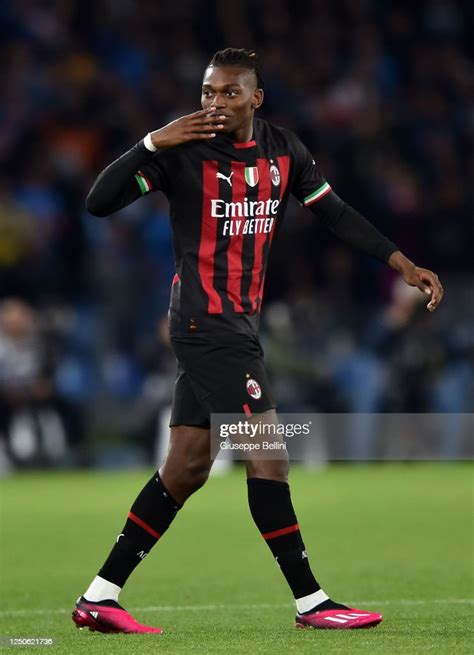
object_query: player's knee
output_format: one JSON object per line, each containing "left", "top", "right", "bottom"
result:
{"left": 182, "top": 457, "right": 211, "bottom": 492}
{"left": 246, "top": 458, "right": 289, "bottom": 482}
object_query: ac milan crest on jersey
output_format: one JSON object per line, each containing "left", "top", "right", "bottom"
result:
{"left": 270, "top": 164, "right": 281, "bottom": 186}
{"left": 246, "top": 378, "right": 262, "bottom": 399}
{"left": 245, "top": 166, "right": 259, "bottom": 187}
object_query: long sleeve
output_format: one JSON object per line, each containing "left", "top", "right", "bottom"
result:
{"left": 290, "top": 133, "right": 399, "bottom": 263}
{"left": 86, "top": 140, "right": 161, "bottom": 217}
{"left": 307, "top": 190, "right": 399, "bottom": 263}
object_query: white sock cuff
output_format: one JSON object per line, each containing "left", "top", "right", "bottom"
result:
{"left": 295, "top": 589, "right": 329, "bottom": 613}
{"left": 83, "top": 575, "right": 122, "bottom": 602}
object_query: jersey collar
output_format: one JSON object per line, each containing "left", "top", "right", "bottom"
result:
{"left": 233, "top": 139, "right": 256, "bottom": 149}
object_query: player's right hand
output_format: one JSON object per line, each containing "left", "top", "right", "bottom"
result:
{"left": 149, "top": 108, "right": 225, "bottom": 148}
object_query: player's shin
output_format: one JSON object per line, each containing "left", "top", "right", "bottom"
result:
{"left": 83, "top": 472, "right": 181, "bottom": 602}
{"left": 247, "top": 477, "right": 346, "bottom": 614}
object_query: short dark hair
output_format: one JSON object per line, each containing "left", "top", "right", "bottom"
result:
{"left": 207, "top": 48, "right": 265, "bottom": 90}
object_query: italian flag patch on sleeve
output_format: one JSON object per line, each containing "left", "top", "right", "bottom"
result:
{"left": 135, "top": 171, "right": 152, "bottom": 195}
{"left": 303, "top": 182, "right": 331, "bottom": 206}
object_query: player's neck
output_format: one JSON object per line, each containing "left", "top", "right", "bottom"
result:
{"left": 229, "top": 120, "right": 254, "bottom": 144}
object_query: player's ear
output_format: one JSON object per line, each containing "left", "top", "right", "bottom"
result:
{"left": 252, "top": 89, "right": 264, "bottom": 110}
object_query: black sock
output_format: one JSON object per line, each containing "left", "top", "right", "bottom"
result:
{"left": 96, "top": 472, "right": 181, "bottom": 588}
{"left": 247, "top": 477, "right": 321, "bottom": 599}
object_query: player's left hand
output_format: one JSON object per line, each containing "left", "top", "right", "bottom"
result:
{"left": 401, "top": 266, "right": 444, "bottom": 312}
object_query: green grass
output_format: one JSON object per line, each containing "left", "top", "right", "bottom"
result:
{"left": 1, "top": 463, "right": 473, "bottom": 654}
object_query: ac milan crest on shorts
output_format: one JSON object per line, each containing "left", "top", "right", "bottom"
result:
{"left": 246, "top": 378, "right": 262, "bottom": 399}
{"left": 169, "top": 334, "right": 275, "bottom": 428}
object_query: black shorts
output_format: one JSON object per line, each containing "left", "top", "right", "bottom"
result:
{"left": 169, "top": 334, "right": 276, "bottom": 429}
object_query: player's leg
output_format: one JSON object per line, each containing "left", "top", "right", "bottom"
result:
{"left": 245, "top": 409, "right": 337, "bottom": 610}
{"left": 86, "top": 424, "right": 210, "bottom": 595}
{"left": 245, "top": 409, "right": 382, "bottom": 629}
{"left": 73, "top": 368, "right": 212, "bottom": 633}
{"left": 73, "top": 424, "right": 211, "bottom": 633}
{"left": 159, "top": 424, "right": 213, "bottom": 505}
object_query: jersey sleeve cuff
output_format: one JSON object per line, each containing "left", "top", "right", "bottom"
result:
{"left": 143, "top": 132, "right": 158, "bottom": 152}
{"left": 379, "top": 241, "right": 400, "bottom": 263}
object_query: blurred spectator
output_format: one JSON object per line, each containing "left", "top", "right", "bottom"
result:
{"left": 0, "top": 298, "right": 85, "bottom": 467}
{"left": 128, "top": 316, "right": 177, "bottom": 462}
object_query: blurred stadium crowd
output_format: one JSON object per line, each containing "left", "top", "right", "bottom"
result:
{"left": 0, "top": 0, "right": 472, "bottom": 469}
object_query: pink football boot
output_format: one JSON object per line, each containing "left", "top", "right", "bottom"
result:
{"left": 72, "top": 596, "right": 163, "bottom": 634}
{"left": 295, "top": 607, "right": 383, "bottom": 629}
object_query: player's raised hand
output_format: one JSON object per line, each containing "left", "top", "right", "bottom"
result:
{"left": 149, "top": 108, "right": 225, "bottom": 148}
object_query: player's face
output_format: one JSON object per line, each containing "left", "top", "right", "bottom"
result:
{"left": 201, "top": 66, "right": 263, "bottom": 135}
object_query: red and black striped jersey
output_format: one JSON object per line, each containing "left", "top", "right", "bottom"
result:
{"left": 134, "top": 118, "right": 332, "bottom": 336}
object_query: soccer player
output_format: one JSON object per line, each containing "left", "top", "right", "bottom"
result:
{"left": 72, "top": 48, "right": 444, "bottom": 634}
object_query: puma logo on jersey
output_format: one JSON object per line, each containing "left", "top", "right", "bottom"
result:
{"left": 216, "top": 171, "right": 234, "bottom": 187}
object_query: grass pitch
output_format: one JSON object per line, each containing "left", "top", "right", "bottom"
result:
{"left": 1, "top": 463, "right": 473, "bottom": 654}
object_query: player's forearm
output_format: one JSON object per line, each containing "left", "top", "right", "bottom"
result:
{"left": 311, "top": 192, "right": 399, "bottom": 263}
{"left": 86, "top": 140, "right": 154, "bottom": 217}
{"left": 386, "top": 250, "right": 416, "bottom": 274}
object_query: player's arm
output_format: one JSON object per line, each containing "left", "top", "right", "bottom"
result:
{"left": 85, "top": 142, "right": 153, "bottom": 217}
{"left": 291, "top": 136, "right": 443, "bottom": 312}
{"left": 307, "top": 190, "right": 443, "bottom": 312}
{"left": 86, "top": 108, "right": 225, "bottom": 217}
